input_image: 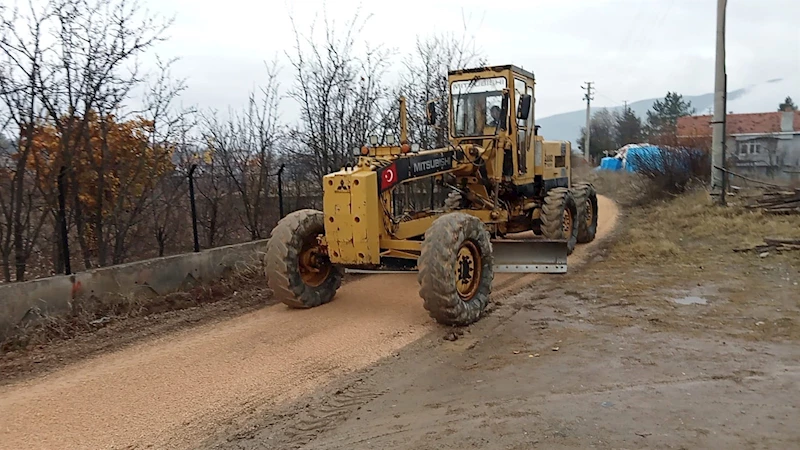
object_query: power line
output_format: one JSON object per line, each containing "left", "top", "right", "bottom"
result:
{"left": 623, "top": 0, "right": 676, "bottom": 65}
{"left": 597, "top": 93, "right": 621, "bottom": 107}
{"left": 619, "top": 1, "right": 646, "bottom": 54}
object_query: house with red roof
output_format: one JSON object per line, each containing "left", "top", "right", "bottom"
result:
{"left": 677, "top": 106, "right": 800, "bottom": 180}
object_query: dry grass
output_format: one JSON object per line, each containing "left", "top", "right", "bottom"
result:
{"left": 617, "top": 189, "right": 800, "bottom": 258}
{"left": 583, "top": 169, "right": 800, "bottom": 262}
{"left": 574, "top": 174, "right": 800, "bottom": 296}
{"left": 561, "top": 181, "right": 800, "bottom": 343}
{"left": 621, "top": 227, "right": 683, "bottom": 259}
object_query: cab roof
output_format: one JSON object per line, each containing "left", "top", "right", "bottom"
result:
{"left": 447, "top": 64, "right": 535, "bottom": 80}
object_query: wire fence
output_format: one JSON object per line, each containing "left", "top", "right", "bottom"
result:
{"left": 1, "top": 162, "right": 312, "bottom": 283}
{"left": 3, "top": 160, "right": 456, "bottom": 283}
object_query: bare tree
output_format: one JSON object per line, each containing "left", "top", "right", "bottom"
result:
{"left": 35, "top": 0, "right": 173, "bottom": 268}
{"left": 399, "top": 31, "right": 485, "bottom": 150}
{"left": 0, "top": 2, "right": 54, "bottom": 281}
{"left": 192, "top": 157, "right": 236, "bottom": 248}
{"left": 275, "top": 138, "right": 323, "bottom": 212}
{"left": 150, "top": 111, "right": 193, "bottom": 257}
{"left": 201, "top": 59, "right": 282, "bottom": 240}
{"left": 285, "top": 9, "right": 393, "bottom": 187}
{"left": 99, "top": 57, "right": 190, "bottom": 265}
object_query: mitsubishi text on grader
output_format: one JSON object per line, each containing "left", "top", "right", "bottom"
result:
{"left": 266, "top": 64, "right": 598, "bottom": 326}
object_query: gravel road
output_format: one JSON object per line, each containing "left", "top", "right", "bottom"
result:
{"left": 0, "top": 196, "right": 618, "bottom": 450}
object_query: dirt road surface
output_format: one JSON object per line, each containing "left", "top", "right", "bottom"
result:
{"left": 206, "top": 191, "right": 800, "bottom": 450}
{"left": 0, "top": 196, "right": 618, "bottom": 450}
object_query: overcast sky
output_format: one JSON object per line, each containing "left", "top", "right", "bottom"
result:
{"left": 153, "top": 0, "right": 799, "bottom": 121}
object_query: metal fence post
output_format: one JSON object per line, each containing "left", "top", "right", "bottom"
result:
{"left": 188, "top": 164, "right": 200, "bottom": 252}
{"left": 57, "top": 165, "right": 71, "bottom": 275}
{"left": 277, "top": 163, "right": 285, "bottom": 219}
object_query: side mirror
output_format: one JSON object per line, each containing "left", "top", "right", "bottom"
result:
{"left": 426, "top": 101, "right": 437, "bottom": 126}
{"left": 517, "top": 94, "right": 532, "bottom": 121}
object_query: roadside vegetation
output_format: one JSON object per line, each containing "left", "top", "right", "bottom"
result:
{"left": 569, "top": 159, "right": 800, "bottom": 344}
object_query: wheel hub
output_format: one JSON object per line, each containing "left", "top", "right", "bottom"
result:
{"left": 455, "top": 241, "right": 482, "bottom": 301}
{"left": 585, "top": 198, "right": 594, "bottom": 226}
{"left": 562, "top": 208, "right": 574, "bottom": 236}
{"left": 299, "top": 237, "right": 331, "bottom": 287}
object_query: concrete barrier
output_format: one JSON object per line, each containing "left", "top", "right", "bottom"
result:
{"left": 0, "top": 239, "right": 269, "bottom": 338}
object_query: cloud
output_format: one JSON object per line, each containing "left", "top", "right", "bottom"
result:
{"left": 152, "top": 0, "right": 800, "bottom": 121}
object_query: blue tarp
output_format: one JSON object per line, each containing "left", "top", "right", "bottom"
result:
{"left": 596, "top": 145, "right": 706, "bottom": 174}
{"left": 599, "top": 157, "right": 622, "bottom": 171}
{"left": 624, "top": 145, "right": 664, "bottom": 172}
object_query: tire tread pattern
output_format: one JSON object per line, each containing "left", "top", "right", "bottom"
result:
{"left": 265, "top": 209, "right": 342, "bottom": 309}
{"left": 571, "top": 182, "right": 598, "bottom": 243}
{"left": 417, "top": 213, "right": 494, "bottom": 326}
{"left": 540, "top": 187, "right": 578, "bottom": 255}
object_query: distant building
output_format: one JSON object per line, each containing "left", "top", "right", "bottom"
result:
{"left": 677, "top": 107, "right": 800, "bottom": 180}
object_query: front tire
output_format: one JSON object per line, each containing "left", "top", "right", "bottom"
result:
{"left": 571, "top": 182, "right": 598, "bottom": 243}
{"left": 540, "top": 187, "right": 579, "bottom": 255}
{"left": 417, "top": 213, "right": 494, "bottom": 326}
{"left": 266, "top": 209, "right": 343, "bottom": 308}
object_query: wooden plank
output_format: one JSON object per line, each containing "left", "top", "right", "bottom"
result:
{"left": 764, "top": 208, "right": 800, "bottom": 215}
{"left": 764, "top": 237, "right": 800, "bottom": 246}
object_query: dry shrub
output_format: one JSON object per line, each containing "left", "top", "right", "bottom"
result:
{"left": 581, "top": 147, "right": 710, "bottom": 208}
{"left": 570, "top": 151, "right": 594, "bottom": 181}
{"left": 579, "top": 170, "right": 649, "bottom": 206}
{"left": 630, "top": 147, "right": 710, "bottom": 200}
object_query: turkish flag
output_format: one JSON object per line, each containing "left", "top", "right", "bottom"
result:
{"left": 380, "top": 163, "right": 398, "bottom": 191}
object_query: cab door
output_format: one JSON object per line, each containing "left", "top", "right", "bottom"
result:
{"left": 514, "top": 77, "right": 534, "bottom": 180}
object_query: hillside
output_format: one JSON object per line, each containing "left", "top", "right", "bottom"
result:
{"left": 538, "top": 77, "right": 798, "bottom": 145}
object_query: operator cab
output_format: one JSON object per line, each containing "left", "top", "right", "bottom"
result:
{"left": 450, "top": 76, "right": 509, "bottom": 137}
{"left": 431, "top": 65, "right": 535, "bottom": 182}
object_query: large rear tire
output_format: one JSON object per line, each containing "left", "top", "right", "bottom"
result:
{"left": 571, "top": 182, "right": 598, "bottom": 243}
{"left": 418, "top": 213, "right": 494, "bottom": 326}
{"left": 540, "top": 187, "right": 579, "bottom": 255}
{"left": 266, "top": 209, "right": 343, "bottom": 308}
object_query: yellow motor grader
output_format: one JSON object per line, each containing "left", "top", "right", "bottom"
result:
{"left": 266, "top": 64, "right": 598, "bottom": 326}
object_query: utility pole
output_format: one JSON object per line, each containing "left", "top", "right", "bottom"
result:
{"left": 581, "top": 82, "right": 594, "bottom": 162}
{"left": 710, "top": 0, "right": 728, "bottom": 205}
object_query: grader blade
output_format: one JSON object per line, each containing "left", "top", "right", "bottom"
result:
{"left": 344, "top": 268, "right": 416, "bottom": 274}
{"left": 490, "top": 239, "right": 568, "bottom": 273}
{"left": 344, "top": 239, "right": 568, "bottom": 275}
